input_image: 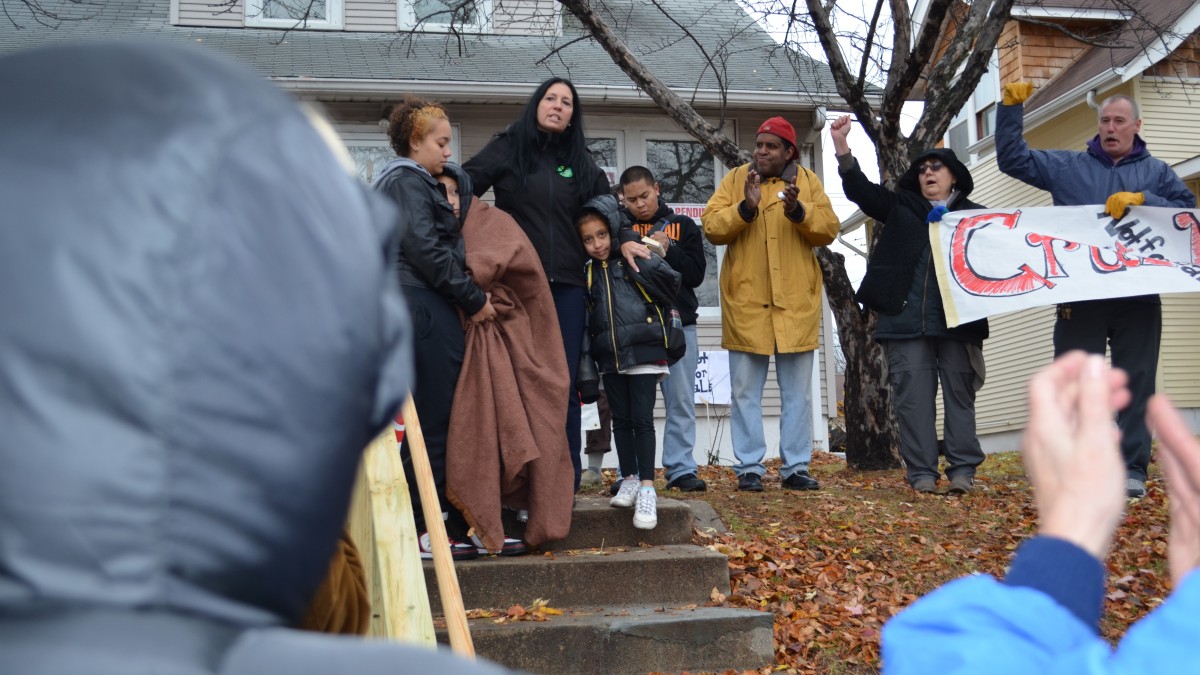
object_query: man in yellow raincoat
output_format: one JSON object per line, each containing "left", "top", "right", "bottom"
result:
{"left": 703, "top": 117, "right": 839, "bottom": 492}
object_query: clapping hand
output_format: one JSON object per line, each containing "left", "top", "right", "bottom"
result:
{"left": 1149, "top": 394, "right": 1200, "bottom": 587}
{"left": 1022, "top": 352, "right": 1130, "bottom": 559}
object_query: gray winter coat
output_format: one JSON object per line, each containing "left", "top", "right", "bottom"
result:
{"left": 0, "top": 42, "right": 507, "bottom": 675}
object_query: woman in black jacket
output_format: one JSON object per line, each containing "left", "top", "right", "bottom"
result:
{"left": 831, "top": 114, "right": 989, "bottom": 495}
{"left": 374, "top": 98, "right": 494, "bottom": 560}
{"left": 465, "top": 78, "right": 611, "bottom": 492}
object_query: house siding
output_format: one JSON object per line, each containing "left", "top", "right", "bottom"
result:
{"left": 178, "top": 0, "right": 243, "bottom": 26}
{"left": 1133, "top": 77, "right": 1200, "bottom": 167}
{"left": 345, "top": 0, "right": 395, "bottom": 31}
{"left": 177, "top": 0, "right": 564, "bottom": 34}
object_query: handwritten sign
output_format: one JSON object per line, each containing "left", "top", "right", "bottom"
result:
{"left": 694, "top": 350, "right": 731, "bottom": 405}
{"left": 931, "top": 205, "right": 1200, "bottom": 327}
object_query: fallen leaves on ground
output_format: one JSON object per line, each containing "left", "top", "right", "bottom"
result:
{"left": 465, "top": 597, "right": 565, "bottom": 624}
{"left": 663, "top": 450, "right": 1172, "bottom": 674}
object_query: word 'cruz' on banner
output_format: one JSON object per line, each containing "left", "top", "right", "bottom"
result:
{"left": 931, "top": 205, "right": 1200, "bottom": 327}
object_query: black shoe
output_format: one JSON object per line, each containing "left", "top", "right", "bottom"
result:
{"left": 609, "top": 480, "right": 622, "bottom": 496}
{"left": 665, "top": 473, "right": 708, "bottom": 492}
{"left": 781, "top": 470, "right": 820, "bottom": 491}
{"left": 737, "top": 473, "right": 764, "bottom": 492}
{"left": 947, "top": 475, "right": 974, "bottom": 495}
{"left": 1126, "top": 478, "right": 1146, "bottom": 499}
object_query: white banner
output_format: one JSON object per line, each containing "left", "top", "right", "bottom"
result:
{"left": 931, "top": 205, "right": 1200, "bottom": 327}
{"left": 694, "top": 350, "right": 731, "bottom": 405}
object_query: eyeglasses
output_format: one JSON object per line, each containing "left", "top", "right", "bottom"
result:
{"left": 918, "top": 161, "right": 945, "bottom": 175}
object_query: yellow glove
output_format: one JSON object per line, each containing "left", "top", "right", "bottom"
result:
{"left": 1002, "top": 82, "right": 1033, "bottom": 106}
{"left": 1105, "top": 191, "right": 1144, "bottom": 218}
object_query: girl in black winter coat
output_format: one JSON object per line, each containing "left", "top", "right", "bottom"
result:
{"left": 374, "top": 99, "right": 495, "bottom": 561}
{"left": 577, "top": 195, "right": 680, "bottom": 530}
{"left": 831, "top": 114, "right": 989, "bottom": 496}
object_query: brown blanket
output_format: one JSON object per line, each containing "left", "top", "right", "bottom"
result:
{"left": 446, "top": 198, "right": 574, "bottom": 552}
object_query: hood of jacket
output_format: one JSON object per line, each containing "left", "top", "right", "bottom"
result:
{"left": 897, "top": 148, "right": 974, "bottom": 199}
{"left": 1086, "top": 133, "right": 1149, "bottom": 168}
{"left": 441, "top": 161, "right": 474, "bottom": 226}
{"left": 377, "top": 159, "right": 474, "bottom": 227}
{"left": 581, "top": 193, "right": 627, "bottom": 238}
{"left": 374, "top": 156, "right": 425, "bottom": 185}
{"left": 0, "top": 42, "right": 411, "bottom": 627}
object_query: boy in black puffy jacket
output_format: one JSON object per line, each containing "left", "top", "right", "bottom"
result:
{"left": 577, "top": 194, "right": 680, "bottom": 530}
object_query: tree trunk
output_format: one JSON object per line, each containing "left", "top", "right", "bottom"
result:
{"left": 817, "top": 249, "right": 900, "bottom": 469}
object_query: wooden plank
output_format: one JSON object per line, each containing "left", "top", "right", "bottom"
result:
{"left": 348, "top": 429, "right": 437, "bottom": 645}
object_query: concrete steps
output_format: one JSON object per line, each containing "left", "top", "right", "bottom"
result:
{"left": 424, "top": 495, "right": 775, "bottom": 674}
{"left": 425, "top": 544, "right": 731, "bottom": 610}
{"left": 438, "top": 604, "right": 774, "bottom": 675}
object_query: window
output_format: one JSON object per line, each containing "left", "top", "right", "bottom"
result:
{"left": 399, "top": 0, "right": 490, "bottom": 32}
{"left": 560, "top": 5, "right": 585, "bottom": 36}
{"left": 645, "top": 139, "right": 716, "bottom": 204}
{"left": 944, "top": 52, "right": 999, "bottom": 161}
{"left": 347, "top": 144, "right": 396, "bottom": 185}
{"left": 947, "top": 107, "right": 970, "bottom": 160}
{"left": 644, "top": 137, "right": 720, "bottom": 309}
{"left": 344, "top": 124, "right": 460, "bottom": 185}
{"left": 245, "top": 0, "right": 343, "bottom": 29}
{"left": 586, "top": 135, "right": 622, "bottom": 188}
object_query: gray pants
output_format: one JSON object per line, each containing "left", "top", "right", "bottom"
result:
{"left": 884, "top": 337, "right": 984, "bottom": 484}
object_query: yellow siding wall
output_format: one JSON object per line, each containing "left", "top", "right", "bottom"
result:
{"left": 1134, "top": 78, "right": 1200, "bottom": 167}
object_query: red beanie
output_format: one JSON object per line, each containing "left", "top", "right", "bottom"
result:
{"left": 756, "top": 116, "right": 796, "bottom": 147}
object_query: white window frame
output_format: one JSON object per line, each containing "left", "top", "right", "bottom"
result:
{"left": 398, "top": 0, "right": 492, "bottom": 33}
{"left": 944, "top": 51, "right": 1000, "bottom": 164}
{"left": 245, "top": 0, "right": 344, "bottom": 29}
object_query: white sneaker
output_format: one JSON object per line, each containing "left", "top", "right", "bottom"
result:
{"left": 633, "top": 488, "right": 657, "bottom": 530}
{"left": 609, "top": 477, "right": 639, "bottom": 508}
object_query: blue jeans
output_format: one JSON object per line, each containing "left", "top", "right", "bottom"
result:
{"left": 551, "top": 283, "right": 587, "bottom": 492}
{"left": 659, "top": 324, "right": 698, "bottom": 482}
{"left": 729, "top": 349, "right": 814, "bottom": 479}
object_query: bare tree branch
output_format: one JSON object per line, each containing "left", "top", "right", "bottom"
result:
{"left": 557, "top": 0, "right": 748, "bottom": 167}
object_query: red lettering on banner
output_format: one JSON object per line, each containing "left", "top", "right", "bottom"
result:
{"left": 1091, "top": 242, "right": 1180, "bottom": 273}
{"left": 1025, "top": 233, "right": 1079, "bottom": 278}
{"left": 1173, "top": 212, "right": 1200, "bottom": 264}
{"left": 950, "top": 211, "right": 1055, "bottom": 296}
{"left": 1090, "top": 246, "right": 1125, "bottom": 272}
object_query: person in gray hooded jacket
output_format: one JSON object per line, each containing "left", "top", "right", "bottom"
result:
{"left": 0, "top": 42, "right": 507, "bottom": 675}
